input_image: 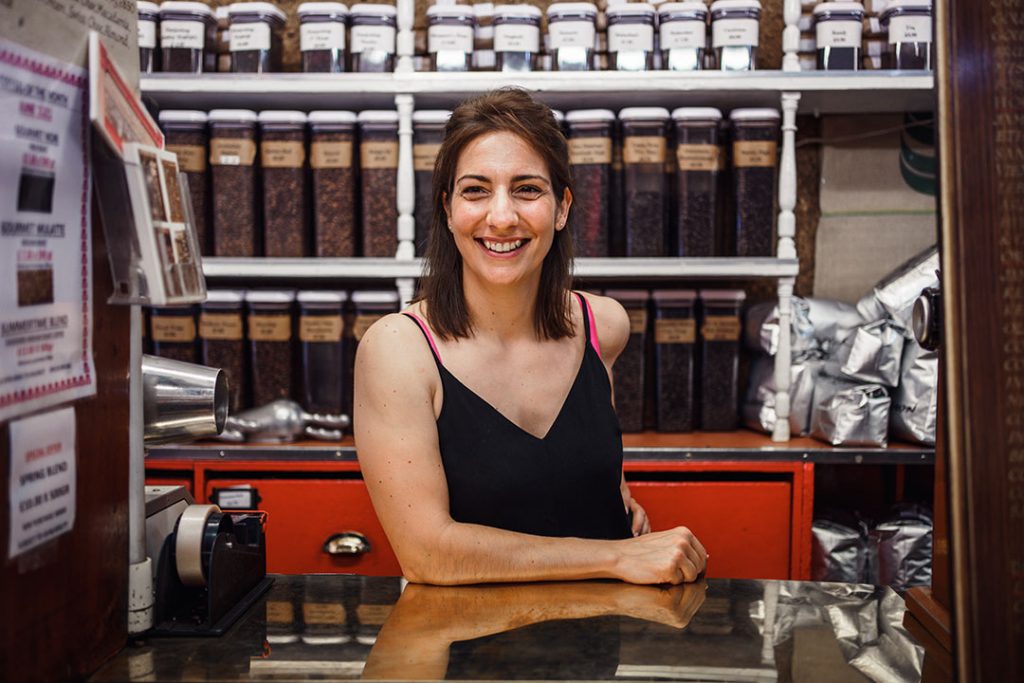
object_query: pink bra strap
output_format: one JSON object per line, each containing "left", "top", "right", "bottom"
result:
{"left": 578, "top": 293, "right": 602, "bottom": 360}
{"left": 404, "top": 312, "right": 444, "bottom": 366}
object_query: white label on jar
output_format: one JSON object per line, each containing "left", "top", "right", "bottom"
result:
{"left": 608, "top": 23, "right": 654, "bottom": 53}
{"left": 660, "top": 20, "right": 706, "bottom": 50}
{"left": 494, "top": 23, "right": 540, "bottom": 52}
{"left": 161, "top": 20, "right": 205, "bottom": 49}
{"left": 712, "top": 17, "right": 759, "bottom": 48}
{"left": 301, "top": 22, "right": 346, "bottom": 51}
{"left": 351, "top": 24, "right": 396, "bottom": 53}
{"left": 816, "top": 20, "right": 862, "bottom": 48}
{"left": 138, "top": 19, "right": 157, "bottom": 49}
{"left": 548, "top": 20, "right": 596, "bottom": 49}
{"left": 230, "top": 22, "right": 271, "bottom": 51}
{"left": 888, "top": 14, "right": 932, "bottom": 44}
{"left": 428, "top": 24, "right": 474, "bottom": 52}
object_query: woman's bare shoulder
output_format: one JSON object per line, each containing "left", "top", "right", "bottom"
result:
{"left": 356, "top": 312, "right": 438, "bottom": 388}
{"left": 576, "top": 291, "right": 630, "bottom": 363}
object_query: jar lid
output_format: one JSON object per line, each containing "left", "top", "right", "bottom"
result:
{"left": 205, "top": 289, "right": 246, "bottom": 304}
{"left": 729, "top": 107, "right": 780, "bottom": 121}
{"left": 619, "top": 106, "right": 670, "bottom": 121}
{"left": 257, "top": 110, "right": 308, "bottom": 125}
{"left": 709, "top": 0, "right": 762, "bottom": 13}
{"left": 813, "top": 1, "right": 864, "bottom": 17}
{"left": 605, "top": 289, "right": 650, "bottom": 303}
{"left": 138, "top": 1, "right": 160, "bottom": 13}
{"left": 159, "top": 2, "right": 215, "bottom": 18}
{"left": 308, "top": 110, "right": 358, "bottom": 124}
{"left": 426, "top": 5, "right": 477, "bottom": 20}
{"left": 297, "top": 2, "right": 349, "bottom": 17}
{"left": 158, "top": 110, "right": 209, "bottom": 124}
{"left": 245, "top": 290, "right": 297, "bottom": 303}
{"left": 658, "top": 2, "right": 708, "bottom": 17}
{"left": 357, "top": 110, "right": 400, "bottom": 123}
{"left": 493, "top": 4, "right": 543, "bottom": 19}
{"left": 412, "top": 109, "right": 453, "bottom": 124}
{"left": 551, "top": 109, "right": 565, "bottom": 123}
{"left": 672, "top": 107, "right": 723, "bottom": 121}
{"left": 227, "top": 2, "right": 287, "bottom": 21}
{"left": 698, "top": 288, "right": 747, "bottom": 302}
{"left": 216, "top": 5, "right": 230, "bottom": 21}
{"left": 652, "top": 289, "right": 697, "bottom": 302}
{"left": 351, "top": 290, "right": 400, "bottom": 304}
{"left": 208, "top": 108, "right": 259, "bottom": 123}
{"left": 350, "top": 3, "right": 399, "bottom": 18}
{"left": 880, "top": 0, "right": 932, "bottom": 18}
{"left": 607, "top": 3, "right": 656, "bottom": 18}
{"left": 297, "top": 290, "right": 348, "bottom": 303}
{"left": 565, "top": 109, "right": 616, "bottom": 123}
{"left": 547, "top": 2, "right": 599, "bottom": 19}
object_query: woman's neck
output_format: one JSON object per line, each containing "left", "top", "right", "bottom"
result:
{"left": 461, "top": 272, "right": 542, "bottom": 341}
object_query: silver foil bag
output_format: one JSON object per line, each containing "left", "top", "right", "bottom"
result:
{"left": 811, "top": 376, "right": 891, "bottom": 447}
{"left": 856, "top": 246, "right": 940, "bottom": 328}
{"left": 824, "top": 319, "right": 906, "bottom": 387}
{"left": 744, "top": 297, "right": 862, "bottom": 356}
{"left": 890, "top": 340, "right": 939, "bottom": 445}
{"left": 812, "top": 519, "right": 869, "bottom": 583}
{"left": 875, "top": 509, "right": 933, "bottom": 591}
{"left": 742, "top": 352, "right": 824, "bottom": 436}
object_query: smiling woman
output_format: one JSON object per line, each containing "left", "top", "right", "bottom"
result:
{"left": 353, "top": 89, "right": 707, "bottom": 586}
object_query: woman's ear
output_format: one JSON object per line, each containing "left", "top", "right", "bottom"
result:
{"left": 442, "top": 191, "right": 452, "bottom": 229}
{"left": 556, "top": 188, "right": 573, "bottom": 231}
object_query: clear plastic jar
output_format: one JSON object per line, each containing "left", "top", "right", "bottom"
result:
{"left": 150, "top": 306, "right": 198, "bottom": 364}
{"left": 620, "top": 107, "right": 670, "bottom": 257}
{"left": 880, "top": 0, "right": 932, "bottom": 70}
{"left": 672, "top": 107, "right": 722, "bottom": 256}
{"left": 427, "top": 5, "right": 476, "bottom": 72}
{"left": 159, "top": 2, "right": 217, "bottom": 73}
{"left": 547, "top": 3, "right": 598, "bottom": 71}
{"left": 298, "top": 291, "right": 347, "bottom": 415}
{"left": 160, "top": 110, "right": 210, "bottom": 255}
{"left": 607, "top": 290, "right": 649, "bottom": 433}
{"left": 653, "top": 289, "right": 697, "bottom": 432}
{"left": 730, "top": 108, "right": 779, "bottom": 257}
{"left": 228, "top": 2, "right": 286, "bottom": 73}
{"left": 200, "top": 290, "right": 247, "bottom": 413}
{"left": 299, "top": 2, "right": 348, "bottom": 73}
{"left": 138, "top": 1, "right": 160, "bottom": 73}
{"left": 658, "top": 2, "right": 708, "bottom": 71}
{"left": 209, "top": 109, "right": 259, "bottom": 256}
{"left": 348, "top": 290, "right": 400, "bottom": 415}
{"left": 412, "top": 110, "right": 451, "bottom": 255}
{"left": 258, "top": 111, "right": 309, "bottom": 257}
{"left": 308, "top": 111, "right": 357, "bottom": 257}
{"left": 358, "top": 111, "right": 400, "bottom": 257}
{"left": 699, "top": 289, "right": 745, "bottom": 431}
{"left": 814, "top": 1, "right": 863, "bottom": 70}
{"left": 493, "top": 4, "right": 542, "bottom": 72}
{"left": 710, "top": 0, "right": 761, "bottom": 71}
{"left": 607, "top": 4, "right": 656, "bottom": 71}
{"left": 350, "top": 3, "right": 398, "bottom": 73}
{"left": 566, "top": 109, "right": 615, "bottom": 257}
{"left": 246, "top": 290, "right": 296, "bottom": 408}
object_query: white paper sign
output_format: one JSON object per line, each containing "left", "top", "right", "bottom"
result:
{"left": 0, "top": 40, "right": 94, "bottom": 422}
{"left": 8, "top": 406, "right": 76, "bottom": 559}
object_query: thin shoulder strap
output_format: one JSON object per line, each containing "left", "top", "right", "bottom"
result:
{"left": 574, "top": 292, "right": 602, "bottom": 360}
{"left": 401, "top": 312, "right": 444, "bottom": 367}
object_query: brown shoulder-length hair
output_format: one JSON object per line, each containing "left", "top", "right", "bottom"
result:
{"left": 417, "top": 88, "right": 575, "bottom": 341}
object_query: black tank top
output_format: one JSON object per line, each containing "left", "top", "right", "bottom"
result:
{"left": 403, "top": 293, "right": 632, "bottom": 540}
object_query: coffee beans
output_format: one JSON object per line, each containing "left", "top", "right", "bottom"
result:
{"left": 228, "top": 5, "right": 285, "bottom": 73}
{"left": 246, "top": 291, "right": 296, "bottom": 408}
{"left": 159, "top": 3, "right": 216, "bottom": 73}
{"left": 413, "top": 112, "right": 449, "bottom": 255}
{"left": 699, "top": 289, "right": 746, "bottom": 431}
{"left": 259, "top": 112, "right": 309, "bottom": 257}
{"left": 566, "top": 111, "right": 615, "bottom": 257}
{"left": 607, "top": 290, "right": 650, "bottom": 432}
{"left": 151, "top": 307, "right": 199, "bottom": 364}
{"left": 731, "top": 110, "right": 780, "bottom": 257}
{"left": 654, "top": 290, "right": 697, "bottom": 431}
{"left": 620, "top": 109, "right": 670, "bottom": 257}
{"left": 200, "top": 291, "right": 247, "bottom": 413}
{"left": 673, "top": 110, "right": 723, "bottom": 257}
{"left": 298, "top": 292, "right": 347, "bottom": 414}
{"left": 310, "top": 112, "right": 357, "bottom": 257}
{"left": 209, "top": 110, "right": 259, "bottom": 256}
{"left": 358, "top": 112, "right": 400, "bottom": 257}
{"left": 160, "top": 111, "right": 210, "bottom": 254}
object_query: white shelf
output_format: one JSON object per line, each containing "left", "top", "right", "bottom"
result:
{"left": 141, "top": 71, "right": 934, "bottom": 114}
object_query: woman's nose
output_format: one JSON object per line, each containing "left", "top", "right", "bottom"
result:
{"left": 486, "top": 190, "right": 518, "bottom": 229}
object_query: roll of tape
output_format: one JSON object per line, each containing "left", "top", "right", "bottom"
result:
{"left": 176, "top": 504, "right": 220, "bottom": 587}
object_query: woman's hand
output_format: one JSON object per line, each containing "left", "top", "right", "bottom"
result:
{"left": 613, "top": 527, "right": 708, "bottom": 585}
{"left": 627, "top": 496, "right": 651, "bottom": 537}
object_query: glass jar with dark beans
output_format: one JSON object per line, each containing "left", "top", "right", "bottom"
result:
{"left": 350, "top": 4, "right": 398, "bottom": 73}
{"left": 710, "top": 0, "right": 761, "bottom": 71}
{"left": 672, "top": 107, "right": 722, "bottom": 257}
{"left": 698, "top": 288, "right": 745, "bottom": 431}
{"left": 730, "top": 108, "right": 779, "bottom": 257}
{"left": 159, "top": 2, "right": 216, "bottom": 73}
{"left": 547, "top": 3, "right": 598, "bottom": 71}
{"left": 151, "top": 306, "right": 199, "bottom": 364}
{"left": 427, "top": 5, "right": 476, "bottom": 72}
{"left": 607, "top": 4, "right": 656, "bottom": 71}
{"left": 620, "top": 107, "right": 670, "bottom": 257}
{"left": 358, "top": 110, "right": 400, "bottom": 257}
{"left": 309, "top": 110, "right": 358, "bottom": 257}
{"left": 159, "top": 110, "right": 210, "bottom": 255}
{"left": 880, "top": 0, "right": 933, "bottom": 70}
{"left": 138, "top": 2, "right": 160, "bottom": 73}
{"left": 299, "top": 2, "right": 349, "bottom": 73}
{"left": 412, "top": 110, "right": 451, "bottom": 255}
{"left": 227, "top": 2, "right": 286, "bottom": 73}
{"left": 813, "top": 2, "right": 863, "bottom": 70}
{"left": 209, "top": 109, "right": 260, "bottom": 256}
{"left": 658, "top": 2, "right": 708, "bottom": 71}
{"left": 607, "top": 290, "right": 650, "bottom": 432}
{"left": 493, "top": 4, "right": 542, "bottom": 72}
{"left": 200, "top": 290, "right": 248, "bottom": 413}
{"left": 246, "top": 290, "right": 296, "bottom": 408}
{"left": 348, "top": 290, "right": 400, "bottom": 416}
{"left": 298, "top": 291, "right": 347, "bottom": 415}
{"left": 258, "top": 110, "right": 309, "bottom": 257}
{"left": 566, "top": 109, "right": 615, "bottom": 257}
{"left": 653, "top": 289, "right": 697, "bottom": 432}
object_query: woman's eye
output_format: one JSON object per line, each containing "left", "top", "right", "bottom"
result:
{"left": 461, "top": 186, "right": 487, "bottom": 197}
{"left": 515, "top": 185, "right": 543, "bottom": 197}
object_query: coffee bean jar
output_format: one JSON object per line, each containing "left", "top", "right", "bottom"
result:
{"left": 710, "top": 0, "right": 761, "bottom": 71}
{"left": 653, "top": 289, "right": 697, "bottom": 432}
{"left": 138, "top": 1, "right": 160, "bottom": 73}
{"left": 208, "top": 109, "right": 260, "bottom": 256}
{"left": 607, "top": 289, "right": 650, "bottom": 433}
{"left": 259, "top": 110, "right": 309, "bottom": 257}
{"left": 246, "top": 290, "right": 296, "bottom": 407}
{"left": 566, "top": 109, "right": 615, "bottom": 257}
{"left": 159, "top": 2, "right": 216, "bottom": 73}
{"left": 299, "top": 2, "right": 349, "bottom": 73}
{"left": 493, "top": 4, "right": 542, "bottom": 72}
{"left": 349, "top": 3, "right": 398, "bottom": 73}
{"left": 159, "top": 110, "right": 210, "bottom": 255}
{"left": 730, "top": 108, "right": 779, "bottom": 257}
{"left": 348, "top": 290, "right": 401, "bottom": 415}
{"left": 813, "top": 1, "right": 863, "bottom": 70}
{"left": 427, "top": 4, "right": 476, "bottom": 72}
{"left": 412, "top": 110, "right": 451, "bottom": 255}
{"left": 620, "top": 107, "right": 670, "bottom": 257}
{"left": 880, "top": 0, "right": 932, "bottom": 70}
{"left": 658, "top": 2, "right": 708, "bottom": 71}
{"left": 358, "top": 110, "right": 400, "bottom": 257}
{"left": 607, "top": 3, "right": 656, "bottom": 71}
{"left": 308, "top": 110, "right": 358, "bottom": 257}
{"left": 546, "top": 2, "right": 598, "bottom": 71}
{"left": 672, "top": 107, "right": 722, "bottom": 256}
{"left": 227, "top": 2, "right": 286, "bottom": 73}
{"left": 298, "top": 290, "right": 347, "bottom": 415}
{"left": 151, "top": 306, "right": 199, "bottom": 364}
{"left": 200, "top": 290, "right": 248, "bottom": 412}
{"left": 698, "top": 288, "right": 745, "bottom": 431}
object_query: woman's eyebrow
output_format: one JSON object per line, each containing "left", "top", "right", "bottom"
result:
{"left": 455, "top": 174, "right": 490, "bottom": 184}
{"left": 512, "top": 175, "right": 550, "bottom": 185}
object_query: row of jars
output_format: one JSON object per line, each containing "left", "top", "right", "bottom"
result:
{"left": 812, "top": 0, "right": 933, "bottom": 71}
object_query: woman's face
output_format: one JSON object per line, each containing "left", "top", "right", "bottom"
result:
{"left": 444, "top": 131, "right": 571, "bottom": 289}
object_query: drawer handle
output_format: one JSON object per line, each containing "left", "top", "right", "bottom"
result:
{"left": 324, "top": 532, "right": 371, "bottom": 556}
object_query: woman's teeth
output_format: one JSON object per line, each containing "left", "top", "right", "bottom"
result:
{"left": 483, "top": 239, "right": 524, "bottom": 253}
